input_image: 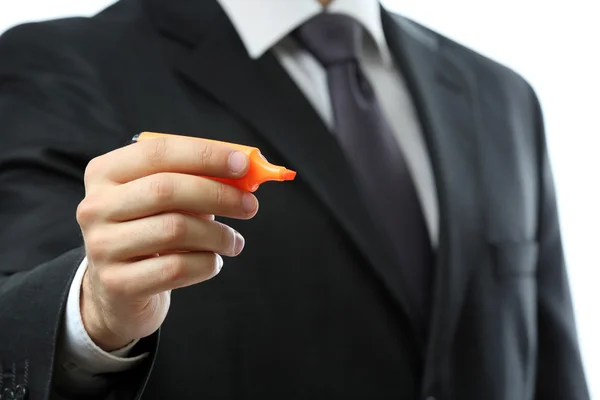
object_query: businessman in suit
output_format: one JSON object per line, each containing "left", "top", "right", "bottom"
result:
{"left": 0, "top": 0, "right": 589, "bottom": 399}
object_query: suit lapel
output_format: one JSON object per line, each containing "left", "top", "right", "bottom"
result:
{"left": 382, "top": 11, "right": 486, "bottom": 384}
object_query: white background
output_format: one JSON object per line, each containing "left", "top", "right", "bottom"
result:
{"left": 1, "top": 0, "right": 598, "bottom": 397}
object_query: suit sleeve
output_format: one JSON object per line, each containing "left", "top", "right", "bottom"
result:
{"left": 0, "top": 22, "right": 156, "bottom": 400}
{"left": 531, "top": 87, "right": 590, "bottom": 399}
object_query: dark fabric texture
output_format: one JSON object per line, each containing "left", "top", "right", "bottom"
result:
{"left": 0, "top": 0, "right": 589, "bottom": 399}
{"left": 295, "top": 13, "right": 434, "bottom": 337}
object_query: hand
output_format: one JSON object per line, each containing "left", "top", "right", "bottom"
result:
{"left": 76, "top": 135, "right": 258, "bottom": 351}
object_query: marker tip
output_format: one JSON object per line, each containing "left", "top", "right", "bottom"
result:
{"left": 282, "top": 169, "right": 297, "bottom": 181}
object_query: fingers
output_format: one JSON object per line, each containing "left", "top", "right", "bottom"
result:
{"left": 102, "top": 251, "right": 223, "bottom": 299}
{"left": 79, "top": 172, "right": 258, "bottom": 223}
{"left": 85, "top": 213, "right": 245, "bottom": 262}
{"left": 85, "top": 135, "right": 250, "bottom": 185}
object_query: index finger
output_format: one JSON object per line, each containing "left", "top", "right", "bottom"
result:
{"left": 97, "top": 134, "right": 249, "bottom": 184}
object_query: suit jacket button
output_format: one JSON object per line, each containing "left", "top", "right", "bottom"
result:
{"left": 14, "top": 385, "right": 27, "bottom": 400}
{"left": 1, "top": 388, "right": 15, "bottom": 400}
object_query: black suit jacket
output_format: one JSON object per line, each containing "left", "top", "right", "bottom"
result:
{"left": 0, "top": 0, "right": 589, "bottom": 399}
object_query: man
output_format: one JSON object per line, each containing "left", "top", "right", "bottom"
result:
{"left": 0, "top": 0, "right": 589, "bottom": 398}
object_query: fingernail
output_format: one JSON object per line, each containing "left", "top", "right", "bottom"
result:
{"left": 233, "top": 231, "right": 245, "bottom": 255}
{"left": 241, "top": 193, "right": 257, "bottom": 214}
{"left": 228, "top": 151, "right": 248, "bottom": 174}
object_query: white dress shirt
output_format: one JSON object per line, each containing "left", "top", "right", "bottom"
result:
{"left": 55, "top": 0, "right": 439, "bottom": 391}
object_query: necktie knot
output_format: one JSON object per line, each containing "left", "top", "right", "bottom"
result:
{"left": 294, "top": 13, "right": 363, "bottom": 67}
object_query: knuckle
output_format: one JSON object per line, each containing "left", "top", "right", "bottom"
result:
{"left": 148, "top": 173, "right": 175, "bottom": 203}
{"left": 215, "top": 223, "right": 235, "bottom": 254}
{"left": 161, "top": 213, "right": 188, "bottom": 244}
{"left": 99, "top": 268, "right": 128, "bottom": 298}
{"left": 85, "top": 231, "right": 110, "bottom": 261}
{"left": 76, "top": 197, "right": 97, "bottom": 227}
{"left": 195, "top": 141, "right": 213, "bottom": 170}
{"left": 145, "top": 137, "right": 169, "bottom": 166}
{"left": 84, "top": 156, "right": 104, "bottom": 186}
{"left": 161, "top": 255, "right": 186, "bottom": 284}
{"left": 214, "top": 182, "right": 228, "bottom": 208}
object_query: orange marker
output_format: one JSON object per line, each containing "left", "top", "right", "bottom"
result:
{"left": 132, "top": 132, "right": 296, "bottom": 192}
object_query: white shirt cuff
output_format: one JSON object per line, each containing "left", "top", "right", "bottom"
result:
{"left": 55, "top": 256, "right": 148, "bottom": 391}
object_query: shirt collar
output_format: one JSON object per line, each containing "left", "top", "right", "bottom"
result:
{"left": 216, "top": 0, "right": 391, "bottom": 66}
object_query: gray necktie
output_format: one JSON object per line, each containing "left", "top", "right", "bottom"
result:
{"left": 294, "top": 13, "right": 434, "bottom": 335}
